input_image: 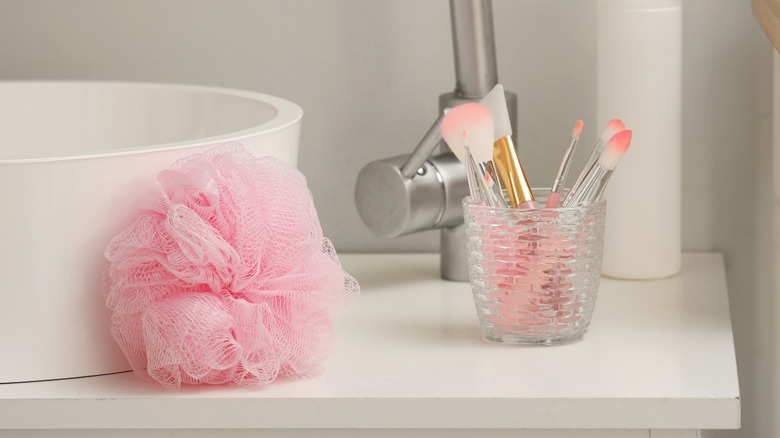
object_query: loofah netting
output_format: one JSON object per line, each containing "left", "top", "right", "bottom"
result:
{"left": 104, "top": 144, "right": 359, "bottom": 389}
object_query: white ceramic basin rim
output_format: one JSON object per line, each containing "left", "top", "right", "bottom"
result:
{"left": 0, "top": 81, "right": 302, "bottom": 162}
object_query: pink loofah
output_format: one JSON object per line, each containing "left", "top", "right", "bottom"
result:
{"left": 104, "top": 144, "right": 359, "bottom": 388}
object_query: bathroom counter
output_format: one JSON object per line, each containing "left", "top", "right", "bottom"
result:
{"left": 0, "top": 253, "right": 739, "bottom": 437}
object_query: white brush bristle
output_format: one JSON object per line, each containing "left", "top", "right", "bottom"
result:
{"left": 440, "top": 119, "right": 466, "bottom": 163}
{"left": 479, "top": 84, "right": 512, "bottom": 140}
{"left": 597, "top": 129, "right": 632, "bottom": 170}
{"left": 440, "top": 102, "right": 495, "bottom": 163}
{"left": 600, "top": 119, "right": 625, "bottom": 142}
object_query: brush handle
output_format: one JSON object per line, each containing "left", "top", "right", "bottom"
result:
{"left": 547, "top": 137, "right": 579, "bottom": 207}
{"left": 562, "top": 163, "right": 612, "bottom": 208}
{"left": 546, "top": 192, "right": 562, "bottom": 209}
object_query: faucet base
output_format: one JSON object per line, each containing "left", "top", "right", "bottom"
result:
{"left": 440, "top": 224, "right": 469, "bottom": 282}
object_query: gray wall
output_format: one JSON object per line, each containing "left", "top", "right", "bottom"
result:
{"left": 0, "top": 1, "right": 773, "bottom": 437}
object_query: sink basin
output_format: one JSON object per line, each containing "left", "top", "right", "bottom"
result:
{"left": 0, "top": 82, "right": 302, "bottom": 383}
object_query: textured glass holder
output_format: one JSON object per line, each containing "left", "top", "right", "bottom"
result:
{"left": 463, "top": 191, "right": 607, "bottom": 346}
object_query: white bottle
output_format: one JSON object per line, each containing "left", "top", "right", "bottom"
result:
{"left": 598, "top": 0, "right": 682, "bottom": 279}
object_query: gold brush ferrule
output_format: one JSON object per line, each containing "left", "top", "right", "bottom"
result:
{"left": 492, "top": 136, "right": 534, "bottom": 207}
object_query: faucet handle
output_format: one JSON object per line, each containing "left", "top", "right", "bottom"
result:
{"left": 355, "top": 153, "right": 468, "bottom": 238}
{"left": 399, "top": 115, "right": 445, "bottom": 179}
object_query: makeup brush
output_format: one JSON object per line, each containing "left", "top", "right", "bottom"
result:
{"left": 563, "top": 130, "right": 632, "bottom": 207}
{"left": 546, "top": 120, "right": 583, "bottom": 208}
{"left": 440, "top": 102, "right": 506, "bottom": 207}
{"left": 564, "top": 119, "right": 624, "bottom": 206}
{"left": 480, "top": 84, "right": 535, "bottom": 208}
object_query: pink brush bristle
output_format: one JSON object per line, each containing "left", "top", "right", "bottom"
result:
{"left": 598, "top": 129, "right": 632, "bottom": 170}
{"left": 573, "top": 120, "right": 584, "bottom": 139}
{"left": 601, "top": 119, "right": 625, "bottom": 141}
{"left": 440, "top": 102, "right": 495, "bottom": 163}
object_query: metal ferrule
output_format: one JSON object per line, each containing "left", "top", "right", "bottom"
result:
{"left": 476, "top": 160, "right": 508, "bottom": 207}
{"left": 551, "top": 138, "right": 578, "bottom": 195}
{"left": 492, "top": 135, "right": 534, "bottom": 207}
{"left": 464, "top": 145, "right": 483, "bottom": 202}
{"left": 562, "top": 163, "right": 612, "bottom": 207}
{"left": 566, "top": 136, "right": 608, "bottom": 205}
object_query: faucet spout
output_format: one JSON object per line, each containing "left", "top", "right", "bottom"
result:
{"left": 450, "top": 0, "right": 499, "bottom": 99}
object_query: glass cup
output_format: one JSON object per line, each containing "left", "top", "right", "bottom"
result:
{"left": 463, "top": 189, "right": 607, "bottom": 345}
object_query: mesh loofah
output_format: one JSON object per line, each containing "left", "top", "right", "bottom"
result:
{"left": 104, "top": 144, "right": 359, "bottom": 388}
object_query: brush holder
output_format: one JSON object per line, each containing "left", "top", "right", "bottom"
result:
{"left": 463, "top": 190, "right": 607, "bottom": 346}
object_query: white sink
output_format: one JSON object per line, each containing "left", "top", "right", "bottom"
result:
{"left": 0, "top": 82, "right": 302, "bottom": 383}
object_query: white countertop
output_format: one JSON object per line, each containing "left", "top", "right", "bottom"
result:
{"left": 0, "top": 253, "right": 739, "bottom": 430}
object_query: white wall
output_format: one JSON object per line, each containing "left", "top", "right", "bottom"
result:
{"left": 0, "top": 1, "right": 774, "bottom": 437}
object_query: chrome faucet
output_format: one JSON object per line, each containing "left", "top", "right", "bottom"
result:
{"left": 355, "top": 0, "right": 517, "bottom": 281}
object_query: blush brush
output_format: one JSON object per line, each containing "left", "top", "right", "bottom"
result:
{"left": 564, "top": 119, "right": 624, "bottom": 206}
{"left": 546, "top": 120, "right": 583, "bottom": 208}
{"left": 480, "top": 84, "right": 535, "bottom": 208}
{"left": 563, "top": 129, "right": 632, "bottom": 207}
{"left": 440, "top": 102, "right": 507, "bottom": 207}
